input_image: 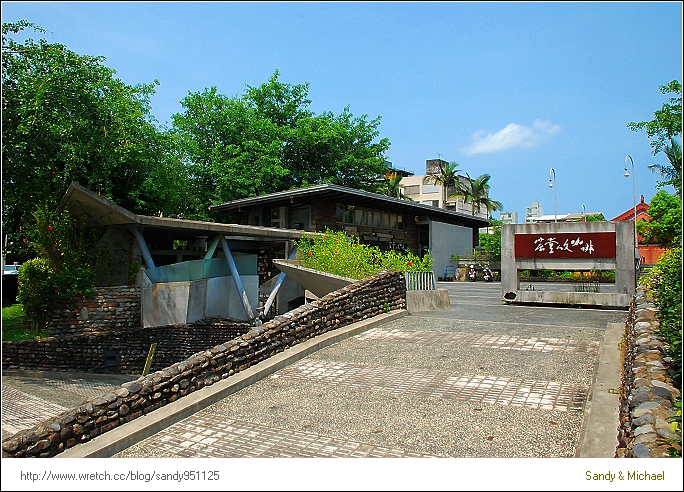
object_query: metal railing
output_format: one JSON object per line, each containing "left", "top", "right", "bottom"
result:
{"left": 404, "top": 271, "right": 436, "bottom": 291}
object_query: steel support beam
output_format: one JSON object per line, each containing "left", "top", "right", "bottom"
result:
{"left": 219, "top": 236, "right": 255, "bottom": 321}
{"left": 204, "top": 235, "right": 221, "bottom": 259}
{"left": 127, "top": 226, "right": 159, "bottom": 283}
{"left": 262, "top": 242, "right": 297, "bottom": 317}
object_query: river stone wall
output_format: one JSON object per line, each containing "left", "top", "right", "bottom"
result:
{"left": 2, "top": 318, "right": 251, "bottom": 374}
{"left": 46, "top": 286, "right": 141, "bottom": 337}
{"left": 616, "top": 286, "right": 681, "bottom": 458}
{"left": 1, "top": 270, "right": 406, "bottom": 458}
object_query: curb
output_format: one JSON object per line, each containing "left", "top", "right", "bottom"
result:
{"left": 56, "top": 309, "right": 408, "bottom": 458}
{"left": 575, "top": 321, "right": 624, "bottom": 457}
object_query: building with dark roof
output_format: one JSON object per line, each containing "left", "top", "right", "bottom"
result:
{"left": 209, "top": 183, "right": 489, "bottom": 279}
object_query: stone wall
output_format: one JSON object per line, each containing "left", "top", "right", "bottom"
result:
{"left": 616, "top": 286, "right": 681, "bottom": 458}
{"left": 47, "top": 286, "right": 141, "bottom": 337}
{"left": 1, "top": 270, "right": 406, "bottom": 457}
{"left": 2, "top": 319, "right": 251, "bottom": 374}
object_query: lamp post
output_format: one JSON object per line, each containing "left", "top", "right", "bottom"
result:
{"left": 548, "top": 168, "right": 557, "bottom": 223}
{"left": 582, "top": 204, "right": 586, "bottom": 222}
{"left": 624, "top": 155, "right": 640, "bottom": 279}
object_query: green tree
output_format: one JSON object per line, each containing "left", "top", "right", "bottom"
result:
{"left": 17, "top": 205, "right": 107, "bottom": 330}
{"left": 2, "top": 20, "right": 176, "bottom": 257}
{"left": 423, "top": 161, "right": 465, "bottom": 207}
{"left": 629, "top": 80, "right": 682, "bottom": 196}
{"left": 171, "top": 72, "right": 391, "bottom": 217}
{"left": 453, "top": 173, "right": 503, "bottom": 215}
{"left": 649, "top": 137, "right": 682, "bottom": 196}
{"left": 637, "top": 190, "right": 682, "bottom": 247}
{"left": 585, "top": 213, "right": 605, "bottom": 222}
{"left": 478, "top": 218, "right": 502, "bottom": 262}
{"left": 377, "top": 172, "right": 412, "bottom": 199}
{"left": 628, "top": 80, "right": 682, "bottom": 155}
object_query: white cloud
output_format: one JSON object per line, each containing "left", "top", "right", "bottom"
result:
{"left": 461, "top": 119, "right": 561, "bottom": 156}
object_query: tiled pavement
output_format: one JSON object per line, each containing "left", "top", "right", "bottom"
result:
{"left": 111, "top": 282, "right": 626, "bottom": 459}
{"left": 1, "top": 372, "right": 136, "bottom": 440}
{"left": 2, "top": 282, "right": 627, "bottom": 458}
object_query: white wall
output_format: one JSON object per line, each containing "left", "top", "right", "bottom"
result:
{"left": 429, "top": 221, "right": 473, "bottom": 278}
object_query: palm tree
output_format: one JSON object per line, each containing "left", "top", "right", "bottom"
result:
{"left": 422, "top": 161, "right": 465, "bottom": 208}
{"left": 649, "top": 137, "right": 681, "bottom": 196}
{"left": 451, "top": 173, "right": 503, "bottom": 215}
{"left": 378, "top": 172, "right": 412, "bottom": 200}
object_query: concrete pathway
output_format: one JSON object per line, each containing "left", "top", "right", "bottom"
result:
{"left": 102, "top": 281, "right": 627, "bottom": 459}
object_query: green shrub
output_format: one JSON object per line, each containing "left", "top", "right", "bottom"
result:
{"left": 295, "top": 228, "right": 432, "bottom": 279}
{"left": 17, "top": 258, "right": 57, "bottom": 331}
{"left": 639, "top": 247, "right": 682, "bottom": 389}
{"left": 17, "top": 206, "right": 104, "bottom": 329}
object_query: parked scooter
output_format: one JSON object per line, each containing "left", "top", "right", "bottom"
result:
{"left": 482, "top": 264, "right": 493, "bottom": 282}
{"left": 468, "top": 264, "right": 477, "bottom": 282}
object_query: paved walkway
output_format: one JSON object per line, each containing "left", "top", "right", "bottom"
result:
{"left": 112, "top": 282, "right": 626, "bottom": 458}
{"left": 2, "top": 372, "right": 137, "bottom": 441}
{"left": 2, "top": 282, "right": 627, "bottom": 458}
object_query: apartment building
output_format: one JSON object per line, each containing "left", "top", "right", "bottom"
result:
{"left": 400, "top": 159, "right": 489, "bottom": 219}
{"left": 525, "top": 201, "right": 544, "bottom": 223}
{"left": 499, "top": 211, "right": 518, "bottom": 224}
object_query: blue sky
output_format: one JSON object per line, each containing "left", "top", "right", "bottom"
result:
{"left": 2, "top": 1, "right": 682, "bottom": 222}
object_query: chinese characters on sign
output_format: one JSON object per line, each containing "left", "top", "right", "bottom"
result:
{"left": 515, "top": 232, "right": 616, "bottom": 259}
{"left": 533, "top": 236, "right": 594, "bottom": 254}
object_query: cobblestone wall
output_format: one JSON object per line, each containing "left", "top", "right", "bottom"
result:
{"left": 47, "top": 286, "right": 141, "bottom": 337}
{"left": 2, "top": 319, "right": 251, "bottom": 374}
{"left": 1, "top": 270, "right": 406, "bottom": 457}
{"left": 616, "top": 287, "right": 681, "bottom": 458}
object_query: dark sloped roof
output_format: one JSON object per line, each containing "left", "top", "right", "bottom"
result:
{"left": 209, "top": 183, "right": 489, "bottom": 228}
{"left": 58, "top": 182, "right": 313, "bottom": 240}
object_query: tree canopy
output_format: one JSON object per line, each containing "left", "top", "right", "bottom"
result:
{"left": 451, "top": 173, "right": 503, "bottom": 215}
{"left": 637, "top": 190, "right": 682, "bottom": 247}
{"left": 628, "top": 80, "right": 682, "bottom": 196}
{"left": 171, "top": 71, "right": 391, "bottom": 219}
{"left": 2, "top": 20, "right": 175, "bottom": 258}
{"left": 2, "top": 21, "right": 393, "bottom": 259}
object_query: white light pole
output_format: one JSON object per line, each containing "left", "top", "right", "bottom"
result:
{"left": 582, "top": 204, "right": 586, "bottom": 222}
{"left": 549, "top": 168, "right": 557, "bottom": 223}
{"left": 624, "top": 155, "right": 640, "bottom": 278}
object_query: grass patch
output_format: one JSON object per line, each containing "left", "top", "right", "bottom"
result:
{"left": 1, "top": 304, "right": 49, "bottom": 341}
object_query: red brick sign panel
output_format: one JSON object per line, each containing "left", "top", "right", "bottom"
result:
{"left": 514, "top": 232, "right": 617, "bottom": 259}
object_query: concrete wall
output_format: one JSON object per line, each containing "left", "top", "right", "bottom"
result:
{"left": 429, "top": 220, "right": 473, "bottom": 278}
{"left": 142, "top": 276, "right": 259, "bottom": 327}
{"left": 406, "top": 289, "right": 450, "bottom": 312}
{"left": 501, "top": 221, "right": 636, "bottom": 307}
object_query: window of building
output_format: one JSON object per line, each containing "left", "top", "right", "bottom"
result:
{"left": 422, "top": 184, "right": 441, "bottom": 194}
{"left": 404, "top": 185, "right": 420, "bottom": 195}
{"left": 336, "top": 203, "right": 404, "bottom": 230}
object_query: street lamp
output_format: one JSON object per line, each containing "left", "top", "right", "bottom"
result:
{"left": 548, "top": 168, "right": 557, "bottom": 223}
{"left": 624, "top": 155, "right": 640, "bottom": 279}
{"left": 582, "top": 204, "right": 586, "bottom": 222}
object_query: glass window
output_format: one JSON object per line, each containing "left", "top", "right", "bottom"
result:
{"left": 336, "top": 203, "right": 345, "bottom": 222}
{"left": 344, "top": 206, "right": 354, "bottom": 224}
{"left": 422, "top": 184, "right": 441, "bottom": 194}
{"left": 404, "top": 185, "right": 420, "bottom": 195}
